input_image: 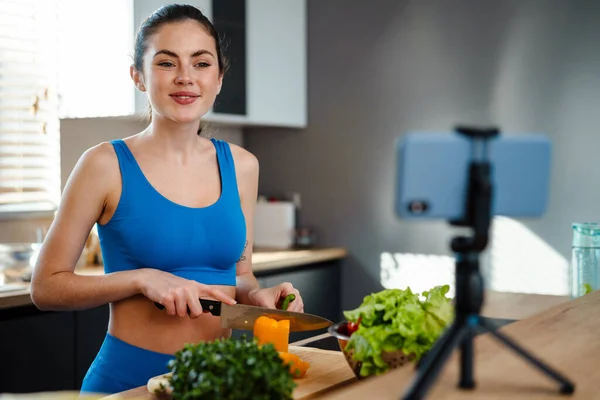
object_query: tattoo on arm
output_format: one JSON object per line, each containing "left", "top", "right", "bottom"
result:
{"left": 237, "top": 240, "right": 248, "bottom": 262}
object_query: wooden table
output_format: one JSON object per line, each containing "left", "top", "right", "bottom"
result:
{"left": 480, "top": 291, "right": 569, "bottom": 320}
{"left": 97, "top": 290, "right": 572, "bottom": 400}
{"left": 319, "top": 291, "right": 599, "bottom": 399}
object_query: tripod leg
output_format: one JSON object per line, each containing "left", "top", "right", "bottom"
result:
{"left": 416, "top": 322, "right": 456, "bottom": 370}
{"left": 477, "top": 318, "right": 575, "bottom": 394}
{"left": 402, "top": 321, "right": 468, "bottom": 400}
{"left": 459, "top": 325, "right": 475, "bottom": 389}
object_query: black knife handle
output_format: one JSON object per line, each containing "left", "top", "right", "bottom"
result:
{"left": 199, "top": 299, "right": 221, "bottom": 315}
{"left": 153, "top": 299, "right": 222, "bottom": 316}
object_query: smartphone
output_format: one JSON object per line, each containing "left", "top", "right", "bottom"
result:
{"left": 395, "top": 131, "right": 552, "bottom": 221}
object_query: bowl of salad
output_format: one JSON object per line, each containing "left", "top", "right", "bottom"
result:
{"left": 328, "top": 285, "right": 454, "bottom": 379}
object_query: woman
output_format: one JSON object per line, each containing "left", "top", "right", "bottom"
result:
{"left": 30, "top": 4, "right": 304, "bottom": 395}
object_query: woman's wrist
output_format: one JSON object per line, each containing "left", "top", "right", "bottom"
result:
{"left": 247, "top": 288, "right": 260, "bottom": 304}
{"left": 130, "top": 268, "right": 149, "bottom": 295}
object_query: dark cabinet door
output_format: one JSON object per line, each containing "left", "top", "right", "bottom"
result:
{"left": 212, "top": 0, "right": 247, "bottom": 116}
{"left": 74, "top": 304, "right": 110, "bottom": 388}
{"left": 0, "top": 306, "right": 76, "bottom": 393}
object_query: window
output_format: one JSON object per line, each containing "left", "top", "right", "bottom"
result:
{"left": 0, "top": 0, "right": 61, "bottom": 213}
{"left": 57, "top": 0, "right": 134, "bottom": 118}
{"left": 0, "top": 0, "right": 136, "bottom": 214}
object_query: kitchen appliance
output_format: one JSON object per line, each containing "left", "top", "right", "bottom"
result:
{"left": 154, "top": 299, "right": 333, "bottom": 332}
{"left": 253, "top": 200, "right": 296, "bottom": 249}
{"left": 0, "top": 243, "right": 41, "bottom": 284}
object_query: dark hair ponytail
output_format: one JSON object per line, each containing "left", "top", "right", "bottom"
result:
{"left": 134, "top": 4, "right": 228, "bottom": 135}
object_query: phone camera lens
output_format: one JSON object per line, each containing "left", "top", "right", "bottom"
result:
{"left": 408, "top": 201, "right": 429, "bottom": 214}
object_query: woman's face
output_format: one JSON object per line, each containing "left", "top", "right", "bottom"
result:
{"left": 135, "top": 20, "right": 222, "bottom": 125}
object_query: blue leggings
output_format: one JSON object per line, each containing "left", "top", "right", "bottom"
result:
{"left": 80, "top": 333, "right": 174, "bottom": 395}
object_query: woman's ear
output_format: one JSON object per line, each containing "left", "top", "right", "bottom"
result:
{"left": 216, "top": 74, "right": 223, "bottom": 95}
{"left": 130, "top": 65, "right": 146, "bottom": 92}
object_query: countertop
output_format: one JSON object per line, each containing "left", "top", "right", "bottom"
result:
{"left": 321, "top": 291, "right": 597, "bottom": 399}
{"left": 99, "top": 290, "right": 574, "bottom": 400}
{"left": 0, "top": 247, "right": 347, "bottom": 310}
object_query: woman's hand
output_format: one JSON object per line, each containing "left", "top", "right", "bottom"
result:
{"left": 137, "top": 269, "right": 237, "bottom": 318}
{"left": 249, "top": 282, "right": 304, "bottom": 313}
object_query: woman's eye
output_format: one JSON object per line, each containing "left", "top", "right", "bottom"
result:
{"left": 195, "top": 62, "right": 211, "bottom": 68}
{"left": 158, "top": 62, "right": 174, "bottom": 67}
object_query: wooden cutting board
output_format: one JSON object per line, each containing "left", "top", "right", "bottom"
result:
{"left": 102, "top": 346, "right": 356, "bottom": 399}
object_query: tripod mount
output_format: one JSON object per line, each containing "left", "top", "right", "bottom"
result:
{"left": 400, "top": 126, "right": 576, "bottom": 399}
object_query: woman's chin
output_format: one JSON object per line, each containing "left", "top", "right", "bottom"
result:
{"left": 161, "top": 112, "right": 206, "bottom": 125}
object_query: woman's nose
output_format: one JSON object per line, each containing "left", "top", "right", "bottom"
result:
{"left": 175, "top": 69, "right": 192, "bottom": 85}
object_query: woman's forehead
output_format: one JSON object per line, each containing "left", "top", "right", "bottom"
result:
{"left": 148, "top": 21, "right": 216, "bottom": 53}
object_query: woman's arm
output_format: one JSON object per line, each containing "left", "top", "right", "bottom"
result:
{"left": 231, "top": 145, "right": 261, "bottom": 305}
{"left": 30, "top": 143, "right": 144, "bottom": 311}
{"left": 230, "top": 145, "right": 303, "bottom": 313}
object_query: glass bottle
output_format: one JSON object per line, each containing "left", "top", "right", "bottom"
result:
{"left": 570, "top": 222, "right": 600, "bottom": 298}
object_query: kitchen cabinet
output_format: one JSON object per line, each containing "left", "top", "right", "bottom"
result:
{"left": 128, "top": 0, "right": 307, "bottom": 128}
{"left": 0, "top": 307, "right": 76, "bottom": 393}
{"left": 210, "top": 0, "right": 307, "bottom": 128}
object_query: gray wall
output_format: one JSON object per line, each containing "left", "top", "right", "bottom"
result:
{"left": 244, "top": 0, "right": 600, "bottom": 309}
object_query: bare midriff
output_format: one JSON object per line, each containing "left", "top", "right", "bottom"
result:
{"left": 107, "top": 285, "right": 237, "bottom": 355}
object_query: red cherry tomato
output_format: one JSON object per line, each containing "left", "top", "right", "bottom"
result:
{"left": 347, "top": 320, "right": 360, "bottom": 335}
{"left": 347, "top": 322, "right": 358, "bottom": 334}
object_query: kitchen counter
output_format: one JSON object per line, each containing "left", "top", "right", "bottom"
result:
{"left": 0, "top": 247, "right": 347, "bottom": 310}
{"left": 97, "top": 290, "right": 572, "bottom": 399}
{"left": 321, "top": 291, "right": 597, "bottom": 399}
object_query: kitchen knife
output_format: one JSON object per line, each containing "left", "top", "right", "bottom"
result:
{"left": 154, "top": 299, "right": 333, "bottom": 332}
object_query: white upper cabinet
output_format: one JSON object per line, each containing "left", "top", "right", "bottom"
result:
{"left": 59, "top": 0, "right": 307, "bottom": 129}
{"left": 246, "top": 0, "right": 307, "bottom": 128}
{"left": 205, "top": 0, "right": 307, "bottom": 128}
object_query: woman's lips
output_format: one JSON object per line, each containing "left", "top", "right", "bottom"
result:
{"left": 170, "top": 92, "right": 200, "bottom": 105}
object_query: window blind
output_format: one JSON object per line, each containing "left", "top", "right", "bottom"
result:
{"left": 0, "top": 0, "right": 61, "bottom": 213}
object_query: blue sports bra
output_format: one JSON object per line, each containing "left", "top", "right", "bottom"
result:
{"left": 96, "top": 138, "right": 246, "bottom": 286}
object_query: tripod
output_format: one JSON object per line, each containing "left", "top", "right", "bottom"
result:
{"left": 400, "top": 126, "right": 576, "bottom": 400}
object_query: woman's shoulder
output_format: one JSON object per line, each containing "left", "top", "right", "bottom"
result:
{"left": 226, "top": 141, "right": 259, "bottom": 176}
{"left": 80, "top": 133, "right": 139, "bottom": 168}
{"left": 70, "top": 141, "right": 126, "bottom": 186}
{"left": 79, "top": 141, "right": 120, "bottom": 169}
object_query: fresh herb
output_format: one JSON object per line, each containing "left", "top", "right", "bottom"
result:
{"left": 167, "top": 336, "right": 296, "bottom": 400}
{"left": 343, "top": 285, "right": 453, "bottom": 377}
{"left": 583, "top": 283, "right": 593, "bottom": 294}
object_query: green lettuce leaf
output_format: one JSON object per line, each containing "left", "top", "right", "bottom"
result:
{"left": 343, "top": 285, "right": 454, "bottom": 377}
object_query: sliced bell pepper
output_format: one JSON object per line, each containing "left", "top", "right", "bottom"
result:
{"left": 253, "top": 316, "right": 290, "bottom": 352}
{"left": 278, "top": 351, "right": 310, "bottom": 378}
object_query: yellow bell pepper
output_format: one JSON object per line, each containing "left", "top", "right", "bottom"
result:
{"left": 278, "top": 351, "right": 310, "bottom": 378}
{"left": 253, "top": 316, "right": 290, "bottom": 352}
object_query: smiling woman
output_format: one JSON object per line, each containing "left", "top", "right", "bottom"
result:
{"left": 130, "top": 4, "right": 229, "bottom": 134}
{"left": 29, "top": 3, "right": 304, "bottom": 396}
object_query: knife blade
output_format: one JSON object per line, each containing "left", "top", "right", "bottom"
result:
{"left": 154, "top": 299, "right": 333, "bottom": 332}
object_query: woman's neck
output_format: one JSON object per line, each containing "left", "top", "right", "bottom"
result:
{"left": 141, "top": 115, "right": 207, "bottom": 164}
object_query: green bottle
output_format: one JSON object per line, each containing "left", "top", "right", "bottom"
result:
{"left": 570, "top": 222, "right": 600, "bottom": 298}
